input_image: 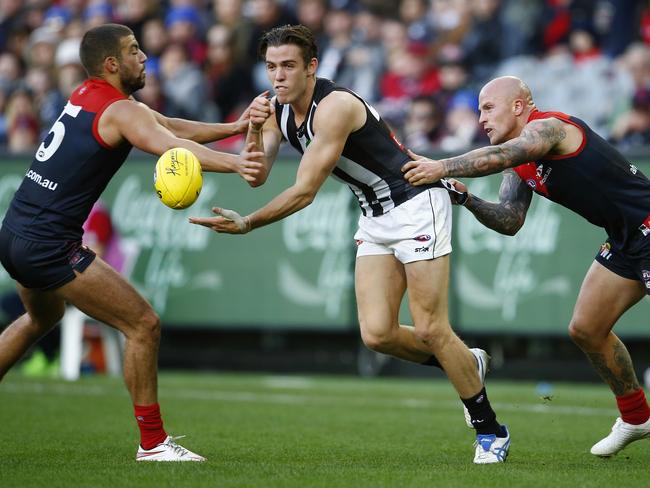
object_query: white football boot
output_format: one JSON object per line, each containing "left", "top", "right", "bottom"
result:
{"left": 590, "top": 417, "right": 650, "bottom": 457}
{"left": 463, "top": 348, "right": 491, "bottom": 428}
{"left": 136, "top": 435, "right": 206, "bottom": 462}
{"left": 473, "top": 426, "right": 510, "bottom": 464}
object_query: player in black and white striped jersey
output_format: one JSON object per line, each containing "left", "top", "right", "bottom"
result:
{"left": 190, "top": 24, "right": 509, "bottom": 464}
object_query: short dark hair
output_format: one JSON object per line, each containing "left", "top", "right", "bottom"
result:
{"left": 80, "top": 23, "right": 133, "bottom": 77}
{"left": 258, "top": 24, "right": 318, "bottom": 66}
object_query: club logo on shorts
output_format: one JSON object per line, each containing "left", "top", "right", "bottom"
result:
{"left": 643, "top": 270, "right": 650, "bottom": 289}
{"left": 413, "top": 234, "right": 431, "bottom": 242}
{"left": 355, "top": 239, "right": 364, "bottom": 246}
{"left": 599, "top": 242, "right": 612, "bottom": 260}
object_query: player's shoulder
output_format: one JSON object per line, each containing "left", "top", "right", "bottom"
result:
{"left": 317, "top": 89, "right": 365, "bottom": 118}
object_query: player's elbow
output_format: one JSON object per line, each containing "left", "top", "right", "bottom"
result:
{"left": 294, "top": 186, "right": 317, "bottom": 208}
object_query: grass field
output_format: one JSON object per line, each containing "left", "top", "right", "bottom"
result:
{"left": 0, "top": 371, "right": 648, "bottom": 488}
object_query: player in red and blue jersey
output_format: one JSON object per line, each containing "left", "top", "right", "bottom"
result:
{"left": 0, "top": 23, "right": 266, "bottom": 462}
{"left": 403, "top": 75, "right": 650, "bottom": 458}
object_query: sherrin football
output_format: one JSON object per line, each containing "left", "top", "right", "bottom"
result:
{"left": 154, "top": 147, "right": 203, "bottom": 209}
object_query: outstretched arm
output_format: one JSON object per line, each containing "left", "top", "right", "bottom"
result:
{"left": 150, "top": 92, "right": 269, "bottom": 143}
{"left": 462, "top": 170, "right": 533, "bottom": 235}
{"left": 103, "top": 100, "right": 264, "bottom": 184}
{"left": 189, "top": 91, "right": 363, "bottom": 234}
{"left": 402, "top": 118, "right": 568, "bottom": 185}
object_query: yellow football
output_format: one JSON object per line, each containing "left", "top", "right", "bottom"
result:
{"left": 154, "top": 147, "right": 203, "bottom": 209}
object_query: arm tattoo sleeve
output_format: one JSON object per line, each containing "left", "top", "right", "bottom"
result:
{"left": 464, "top": 170, "right": 533, "bottom": 235}
{"left": 443, "top": 119, "right": 567, "bottom": 178}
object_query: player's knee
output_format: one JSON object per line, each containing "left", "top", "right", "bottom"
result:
{"left": 568, "top": 318, "right": 596, "bottom": 348}
{"left": 413, "top": 322, "right": 452, "bottom": 352}
{"left": 133, "top": 309, "right": 161, "bottom": 343}
{"left": 361, "top": 329, "right": 395, "bottom": 354}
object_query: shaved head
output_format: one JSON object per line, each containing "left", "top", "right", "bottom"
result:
{"left": 478, "top": 76, "right": 536, "bottom": 144}
{"left": 480, "top": 76, "right": 534, "bottom": 108}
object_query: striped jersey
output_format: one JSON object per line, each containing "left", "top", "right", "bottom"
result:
{"left": 513, "top": 109, "right": 650, "bottom": 251}
{"left": 275, "top": 78, "right": 436, "bottom": 216}
{"left": 2, "top": 78, "right": 132, "bottom": 241}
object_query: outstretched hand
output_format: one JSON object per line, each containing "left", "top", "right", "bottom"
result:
{"left": 235, "top": 91, "right": 273, "bottom": 133}
{"left": 248, "top": 91, "right": 274, "bottom": 131}
{"left": 401, "top": 149, "right": 446, "bottom": 186}
{"left": 235, "top": 142, "right": 265, "bottom": 186}
{"left": 189, "top": 207, "right": 251, "bottom": 234}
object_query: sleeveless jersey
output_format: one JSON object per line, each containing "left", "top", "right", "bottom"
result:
{"left": 275, "top": 78, "right": 435, "bottom": 216}
{"left": 2, "top": 78, "right": 132, "bottom": 241}
{"left": 513, "top": 110, "right": 650, "bottom": 251}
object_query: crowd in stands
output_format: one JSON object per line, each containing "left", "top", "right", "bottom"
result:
{"left": 0, "top": 0, "right": 650, "bottom": 155}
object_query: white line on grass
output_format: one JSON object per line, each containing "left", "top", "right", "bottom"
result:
{"left": 0, "top": 381, "right": 617, "bottom": 417}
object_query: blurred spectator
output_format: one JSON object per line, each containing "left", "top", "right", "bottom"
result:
{"left": 211, "top": 0, "right": 252, "bottom": 66}
{"left": 25, "top": 66, "right": 64, "bottom": 138}
{"left": 0, "top": 0, "right": 24, "bottom": 50}
{"left": 381, "top": 18, "right": 409, "bottom": 59}
{"left": 296, "top": 0, "right": 329, "bottom": 50}
{"left": 117, "top": 0, "right": 159, "bottom": 42}
{"left": 461, "top": 0, "right": 503, "bottom": 84}
{"left": 135, "top": 71, "right": 166, "bottom": 113}
{"left": 402, "top": 95, "right": 443, "bottom": 152}
{"left": 160, "top": 42, "right": 213, "bottom": 120}
{"left": 141, "top": 18, "right": 168, "bottom": 78}
{"left": 5, "top": 86, "right": 39, "bottom": 153}
{"left": 55, "top": 37, "right": 85, "bottom": 99}
{"left": 318, "top": 1, "right": 382, "bottom": 102}
{"left": 0, "top": 50, "right": 22, "bottom": 92}
{"left": 166, "top": 5, "right": 207, "bottom": 65}
{"left": 499, "top": 0, "right": 543, "bottom": 57}
{"left": 205, "top": 23, "right": 253, "bottom": 121}
{"left": 25, "top": 26, "right": 58, "bottom": 69}
{"left": 83, "top": 2, "right": 114, "bottom": 30}
{"left": 399, "top": 0, "right": 434, "bottom": 49}
{"left": 610, "top": 87, "right": 650, "bottom": 149}
{"left": 348, "top": 7, "right": 385, "bottom": 102}
{"left": 439, "top": 91, "right": 483, "bottom": 152}
{"left": 569, "top": 26, "right": 602, "bottom": 64}
{"left": 436, "top": 55, "right": 473, "bottom": 109}
{"left": 429, "top": 0, "right": 471, "bottom": 59}
{"left": 621, "top": 42, "right": 650, "bottom": 91}
{"left": 380, "top": 41, "right": 441, "bottom": 105}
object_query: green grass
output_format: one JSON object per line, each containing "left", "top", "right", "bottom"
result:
{"left": 0, "top": 371, "right": 648, "bottom": 488}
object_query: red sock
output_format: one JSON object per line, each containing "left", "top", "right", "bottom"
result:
{"left": 616, "top": 389, "right": 650, "bottom": 425}
{"left": 134, "top": 403, "right": 168, "bottom": 449}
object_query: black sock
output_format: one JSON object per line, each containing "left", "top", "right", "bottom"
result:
{"left": 421, "top": 355, "right": 443, "bottom": 370}
{"left": 461, "top": 387, "right": 506, "bottom": 437}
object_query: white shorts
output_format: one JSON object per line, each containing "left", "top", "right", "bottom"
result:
{"left": 354, "top": 187, "right": 452, "bottom": 264}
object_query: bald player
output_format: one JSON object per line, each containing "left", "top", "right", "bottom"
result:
{"left": 402, "top": 75, "right": 650, "bottom": 457}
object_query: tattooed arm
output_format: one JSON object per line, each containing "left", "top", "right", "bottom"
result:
{"left": 402, "top": 118, "right": 568, "bottom": 185}
{"left": 463, "top": 170, "right": 533, "bottom": 235}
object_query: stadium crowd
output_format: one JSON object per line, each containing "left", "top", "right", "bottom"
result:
{"left": 0, "top": 0, "right": 649, "bottom": 155}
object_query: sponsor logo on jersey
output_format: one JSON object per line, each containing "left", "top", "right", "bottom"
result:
{"left": 630, "top": 164, "right": 638, "bottom": 175}
{"left": 25, "top": 169, "right": 58, "bottom": 191}
{"left": 526, "top": 179, "right": 537, "bottom": 189}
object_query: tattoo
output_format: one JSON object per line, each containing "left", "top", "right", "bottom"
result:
{"left": 444, "top": 119, "right": 567, "bottom": 178}
{"left": 465, "top": 170, "right": 532, "bottom": 235}
{"left": 586, "top": 340, "right": 640, "bottom": 396}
